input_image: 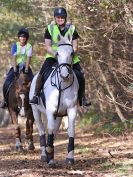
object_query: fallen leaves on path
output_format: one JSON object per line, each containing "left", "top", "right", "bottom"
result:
{"left": 0, "top": 126, "right": 133, "bottom": 177}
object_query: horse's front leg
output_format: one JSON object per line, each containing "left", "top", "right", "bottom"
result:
{"left": 26, "top": 109, "right": 35, "bottom": 151}
{"left": 46, "top": 111, "right": 57, "bottom": 168}
{"left": 66, "top": 107, "right": 77, "bottom": 165}
{"left": 9, "top": 108, "right": 23, "bottom": 151}
{"left": 31, "top": 105, "right": 47, "bottom": 162}
{"left": 53, "top": 117, "right": 62, "bottom": 135}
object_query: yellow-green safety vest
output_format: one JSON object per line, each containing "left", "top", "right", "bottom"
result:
{"left": 16, "top": 42, "right": 32, "bottom": 64}
{"left": 45, "top": 24, "right": 80, "bottom": 64}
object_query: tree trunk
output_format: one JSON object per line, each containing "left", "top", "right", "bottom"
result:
{"left": 97, "top": 62, "right": 126, "bottom": 122}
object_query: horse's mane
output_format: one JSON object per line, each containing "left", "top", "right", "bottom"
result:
{"left": 19, "top": 71, "right": 31, "bottom": 80}
{"left": 58, "top": 34, "right": 72, "bottom": 46}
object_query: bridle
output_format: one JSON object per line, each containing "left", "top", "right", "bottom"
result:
{"left": 51, "top": 43, "right": 74, "bottom": 91}
{"left": 15, "top": 71, "right": 30, "bottom": 116}
{"left": 51, "top": 63, "right": 74, "bottom": 90}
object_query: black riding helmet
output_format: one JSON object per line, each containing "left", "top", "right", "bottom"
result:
{"left": 18, "top": 28, "right": 29, "bottom": 40}
{"left": 54, "top": 7, "right": 67, "bottom": 19}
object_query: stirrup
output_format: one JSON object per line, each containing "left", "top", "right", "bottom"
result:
{"left": 30, "top": 95, "right": 39, "bottom": 105}
{"left": 0, "top": 101, "right": 7, "bottom": 109}
{"left": 82, "top": 97, "right": 91, "bottom": 107}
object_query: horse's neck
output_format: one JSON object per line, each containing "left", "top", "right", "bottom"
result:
{"left": 8, "top": 82, "right": 17, "bottom": 102}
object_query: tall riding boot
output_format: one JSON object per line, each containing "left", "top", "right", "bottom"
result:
{"left": 74, "top": 67, "right": 91, "bottom": 107}
{"left": 0, "top": 84, "right": 8, "bottom": 109}
{"left": 78, "top": 80, "right": 91, "bottom": 107}
{"left": 30, "top": 74, "right": 43, "bottom": 105}
{"left": 79, "top": 76, "right": 91, "bottom": 107}
{"left": 0, "top": 67, "right": 15, "bottom": 109}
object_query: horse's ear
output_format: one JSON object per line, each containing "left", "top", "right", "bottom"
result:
{"left": 58, "top": 34, "right": 64, "bottom": 42}
{"left": 58, "top": 34, "right": 61, "bottom": 41}
{"left": 15, "top": 84, "right": 18, "bottom": 90}
{"left": 15, "top": 82, "right": 20, "bottom": 93}
{"left": 27, "top": 81, "right": 31, "bottom": 89}
{"left": 67, "top": 34, "right": 72, "bottom": 43}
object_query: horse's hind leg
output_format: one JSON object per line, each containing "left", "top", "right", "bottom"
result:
{"left": 31, "top": 106, "right": 47, "bottom": 162}
{"left": 26, "top": 109, "right": 35, "bottom": 151}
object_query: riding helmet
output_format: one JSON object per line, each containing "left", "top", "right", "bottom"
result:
{"left": 54, "top": 7, "right": 67, "bottom": 18}
{"left": 18, "top": 28, "right": 29, "bottom": 39}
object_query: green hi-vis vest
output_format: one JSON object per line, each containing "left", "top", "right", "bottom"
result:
{"left": 16, "top": 42, "right": 32, "bottom": 64}
{"left": 45, "top": 24, "right": 80, "bottom": 64}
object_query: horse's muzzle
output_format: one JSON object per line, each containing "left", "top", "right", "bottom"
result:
{"left": 18, "top": 106, "right": 25, "bottom": 117}
{"left": 60, "top": 66, "right": 71, "bottom": 81}
{"left": 60, "top": 73, "right": 70, "bottom": 81}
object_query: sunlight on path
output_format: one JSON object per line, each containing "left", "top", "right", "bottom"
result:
{"left": 0, "top": 126, "right": 133, "bottom": 177}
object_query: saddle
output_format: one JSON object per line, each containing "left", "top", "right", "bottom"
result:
{"left": 39, "top": 66, "right": 56, "bottom": 107}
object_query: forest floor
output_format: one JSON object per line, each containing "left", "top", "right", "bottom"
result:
{"left": 0, "top": 120, "right": 133, "bottom": 177}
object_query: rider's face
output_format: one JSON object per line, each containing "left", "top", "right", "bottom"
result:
{"left": 55, "top": 16, "right": 66, "bottom": 26}
{"left": 19, "top": 36, "right": 27, "bottom": 46}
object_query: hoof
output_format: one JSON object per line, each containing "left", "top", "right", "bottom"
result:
{"left": 16, "top": 145, "right": 23, "bottom": 152}
{"left": 46, "top": 146, "right": 54, "bottom": 153}
{"left": 28, "top": 143, "right": 35, "bottom": 151}
{"left": 45, "top": 146, "right": 54, "bottom": 163}
{"left": 41, "top": 155, "right": 48, "bottom": 162}
{"left": 65, "top": 158, "right": 74, "bottom": 165}
{"left": 48, "top": 160, "right": 56, "bottom": 168}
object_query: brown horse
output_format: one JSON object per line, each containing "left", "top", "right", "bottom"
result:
{"left": 7, "top": 69, "right": 35, "bottom": 151}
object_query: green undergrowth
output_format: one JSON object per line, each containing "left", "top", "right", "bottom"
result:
{"left": 79, "top": 110, "right": 133, "bottom": 136}
{"left": 99, "top": 161, "right": 133, "bottom": 176}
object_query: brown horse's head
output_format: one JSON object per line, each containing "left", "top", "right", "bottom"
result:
{"left": 15, "top": 72, "right": 31, "bottom": 117}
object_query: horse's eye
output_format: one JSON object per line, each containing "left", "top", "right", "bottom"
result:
{"left": 71, "top": 51, "right": 74, "bottom": 57}
{"left": 55, "top": 52, "right": 58, "bottom": 58}
{"left": 23, "top": 83, "right": 26, "bottom": 86}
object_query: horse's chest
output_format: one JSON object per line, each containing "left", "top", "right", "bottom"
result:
{"left": 45, "top": 78, "right": 78, "bottom": 115}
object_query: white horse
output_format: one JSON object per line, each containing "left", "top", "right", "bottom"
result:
{"left": 29, "top": 35, "right": 79, "bottom": 167}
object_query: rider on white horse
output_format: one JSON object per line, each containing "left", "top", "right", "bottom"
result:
{"left": 30, "top": 7, "right": 90, "bottom": 107}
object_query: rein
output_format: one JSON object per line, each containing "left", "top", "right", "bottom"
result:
{"left": 51, "top": 63, "right": 74, "bottom": 90}
{"left": 51, "top": 63, "right": 74, "bottom": 117}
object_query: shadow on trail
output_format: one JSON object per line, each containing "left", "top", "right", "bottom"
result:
{"left": 0, "top": 152, "right": 108, "bottom": 175}
{"left": 1, "top": 124, "right": 133, "bottom": 176}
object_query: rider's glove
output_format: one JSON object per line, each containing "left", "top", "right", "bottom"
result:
{"left": 55, "top": 52, "right": 58, "bottom": 58}
{"left": 71, "top": 50, "right": 75, "bottom": 57}
{"left": 24, "top": 69, "right": 28, "bottom": 74}
{"left": 53, "top": 51, "right": 58, "bottom": 58}
{"left": 14, "top": 71, "right": 18, "bottom": 77}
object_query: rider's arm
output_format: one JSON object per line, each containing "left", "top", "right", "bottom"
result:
{"left": 72, "top": 39, "right": 78, "bottom": 54}
{"left": 25, "top": 57, "right": 31, "bottom": 72}
{"left": 25, "top": 46, "right": 32, "bottom": 72}
{"left": 44, "top": 28, "right": 57, "bottom": 57}
{"left": 12, "top": 56, "right": 17, "bottom": 72}
{"left": 72, "top": 28, "right": 79, "bottom": 54}
{"left": 11, "top": 43, "right": 17, "bottom": 72}
{"left": 45, "top": 39, "right": 57, "bottom": 57}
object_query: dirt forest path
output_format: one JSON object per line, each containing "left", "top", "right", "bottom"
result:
{"left": 0, "top": 122, "right": 133, "bottom": 177}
